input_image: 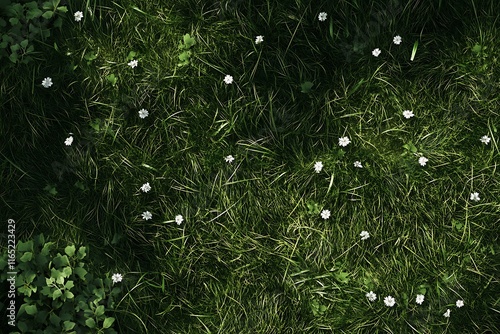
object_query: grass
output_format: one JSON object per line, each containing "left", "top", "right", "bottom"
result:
{"left": 1, "top": 0, "right": 499, "bottom": 332}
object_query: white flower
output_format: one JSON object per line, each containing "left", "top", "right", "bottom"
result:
{"left": 223, "top": 75, "right": 233, "bottom": 84}
{"left": 403, "top": 110, "right": 414, "bottom": 119}
{"left": 366, "top": 291, "right": 377, "bottom": 302}
{"left": 470, "top": 192, "right": 480, "bottom": 201}
{"left": 353, "top": 161, "right": 363, "bottom": 168}
{"left": 418, "top": 157, "right": 428, "bottom": 166}
{"left": 314, "top": 161, "right": 323, "bottom": 173}
{"left": 138, "top": 108, "right": 149, "bottom": 118}
{"left": 128, "top": 59, "right": 138, "bottom": 68}
{"left": 372, "top": 48, "right": 381, "bottom": 57}
{"left": 255, "top": 35, "right": 264, "bottom": 44}
{"left": 360, "top": 231, "right": 370, "bottom": 240}
{"left": 384, "top": 296, "right": 396, "bottom": 307}
{"left": 393, "top": 35, "right": 402, "bottom": 45}
{"left": 480, "top": 135, "right": 491, "bottom": 144}
{"left": 415, "top": 294, "right": 425, "bottom": 305}
{"left": 74, "top": 11, "right": 84, "bottom": 22}
{"left": 456, "top": 300, "right": 464, "bottom": 308}
{"left": 111, "top": 273, "right": 123, "bottom": 283}
{"left": 42, "top": 77, "right": 53, "bottom": 88}
{"left": 175, "top": 214, "right": 184, "bottom": 225}
{"left": 142, "top": 211, "right": 152, "bottom": 220}
{"left": 443, "top": 309, "right": 451, "bottom": 318}
{"left": 318, "top": 12, "right": 327, "bottom": 21}
{"left": 225, "top": 155, "right": 235, "bottom": 163}
{"left": 320, "top": 209, "right": 331, "bottom": 220}
{"left": 64, "top": 136, "right": 73, "bottom": 146}
{"left": 338, "top": 136, "right": 351, "bottom": 147}
{"left": 140, "top": 182, "right": 151, "bottom": 193}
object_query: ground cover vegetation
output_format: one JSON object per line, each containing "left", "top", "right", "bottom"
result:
{"left": 1, "top": 0, "right": 499, "bottom": 332}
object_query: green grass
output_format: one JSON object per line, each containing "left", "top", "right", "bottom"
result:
{"left": 1, "top": 0, "right": 499, "bottom": 332}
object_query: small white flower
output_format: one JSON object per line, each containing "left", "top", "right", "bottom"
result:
{"left": 142, "top": 211, "right": 152, "bottom": 220}
{"left": 366, "top": 291, "right": 377, "bottom": 302}
{"left": 384, "top": 296, "right": 396, "bottom": 307}
{"left": 456, "top": 300, "right": 464, "bottom": 308}
{"left": 224, "top": 75, "right": 234, "bottom": 85}
{"left": 74, "top": 11, "right": 84, "bottom": 22}
{"left": 403, "top": 110, "right": 414, "bottom": 119}
{"left": 360, "top": 231, "right": 370, "bottom": 240}
{"left": 338, "top": 136, "right": 351, "bottom": 147}
{"left": 353, "top": 161, "right": 363, "bottom": 168}
{"left": 372, "top": 48, "right": 381, "bottom": 57}
{"left": 415, "top": 294, "right": 425, "bottom": 305}
{"left": 225, "top": 155, "right": 235, "bottom": 163}
{"left": 42, "top": 77, "right": 53, "bottom": 88}
{"left": 255, "top": 35, "right": 264, "bottom": 44}
{"left": 318, "top": 12, "right": 327, "bottom": 22}
{"left": 128, "top": 59, "right": 138, "bottom": 68}
{"left": 111, "top": 273, "right": 123, "bottom": 283}
{"left": 480, "top": 135, "right": 491, "bottom": 144}
{"left": 320, "top": 209, "right": 331, "bottom": 220}
{"left": 138, "top": 108, "right": 149, "bottom": 119}
{"left": 443, "top": 309, "right": 451, "bottom": 318}
{"left": 470, "top": 192, "right": 480, "bottom": 202}
{"left": 140, "top": 182, "right": 151, "bottom": 193}
{"left": 393, "top": 35, "right": 402, "bottom": 45}
{"left": 418, "top": 157, "right": 428, "bottom": 166}
{"left": 175, "top": 214, "right": 184, "bottom": 225}
{"left": 64, "top": 136, "right": 73, "bottom": 146}
{"left": 314, "top": 161, "right": 323, "bottom": 173}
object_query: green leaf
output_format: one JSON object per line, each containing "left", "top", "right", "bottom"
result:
{"left": 63, "top": 321, "right": 75, "bottom": 331}
{"left": 9, "top": 17, "right": 19, "bottom": 25}
{"left": 49, "top": 312, "right": 61, "bottom": 326}
{"left": 126, "top": 51, "right": 137, "bottom": 60}
{"left": 42, "top": 11, "right": 54, "bottom": 19}
{"left": 62, "top": 266, "right": 72, "bottom": 277}
{"left": 471, "top": 43, "right": 482, "bottom": 54}
{"left": 10, "top": 43, "right": 20, "bottom": 52}
{"left": 18, "top": 240, "right": 34, "bottom": 252}
{"left": 53, "top": 254, "right": 70, "bottom": 267}
{"left": 106, "top": 74, "right": 117, "bottom": 86}
{"left": 178, "top": 50, "right": 191, "bottom": 61}
{"left": 77, "top": 246, "right": 87, "bottom": 259}
{"left": 410, "top": 40, "right": 418, "bottom": 61}
{"left": 95, "top": 305, "right": 105, "bottom": 317}
{"left": 64, "top": 290, "right": 74, "bottom": 299}
{"left": 44, "top": 185, "right": 58, "bottom": 195}
{"left": 53, "top": 16, "right": 63, "bottom": 28}
{"left": 334, "top": 271, "right": 350, "bottom": 284}
{"left": 65, "top": 280, "right": 75, "bottom": 290}
{"left": 57, "top": 6, "right": 68, "bottom": 13}
{"left": 26, "top": 8, "right": 43, "bottom": 20}
{"left": 103, "top": 317, "right": 115, "bottom": 329}
{"left": 9, "top": 52, "right": 18, "bottom": 63}
{"left": 17, "top": 321, "right": 29, "bottom": 332}
{"left": 20, "top": 39, "right": 29, "bottom": 49}
{"left": 25, "top": 304, "right": 37, "bottom": 315}
{"left": 74, "top": 266, "right": 88, "bottom": 280}
{"left": 183, "top": 33, "right": 195, "bottom": 48}
{"left": 300, "top": 81, "right": 313, "bottom": 93}
{"left": 52, "top": 289, "right": 62, "bottom": 299}
{"left": 85, "top": 318, "right": 96, "bottom": 328}
{"left": 64, "top": 245, "right": 76, "bottom": 257}
{"left": 41, "top": 241, "right": 55, "bottom": 255}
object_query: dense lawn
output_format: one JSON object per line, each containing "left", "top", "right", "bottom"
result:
{"left": 1, "top": 0, "right": 499, "bottom": 332}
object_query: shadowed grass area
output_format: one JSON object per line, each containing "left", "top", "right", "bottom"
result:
{"left": 1, "top": 0, "right": 499, "bottom": 333}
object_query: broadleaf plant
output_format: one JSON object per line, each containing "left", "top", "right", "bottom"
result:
{"left": 0, "top": 234, "right": 122, "bottom": 333}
